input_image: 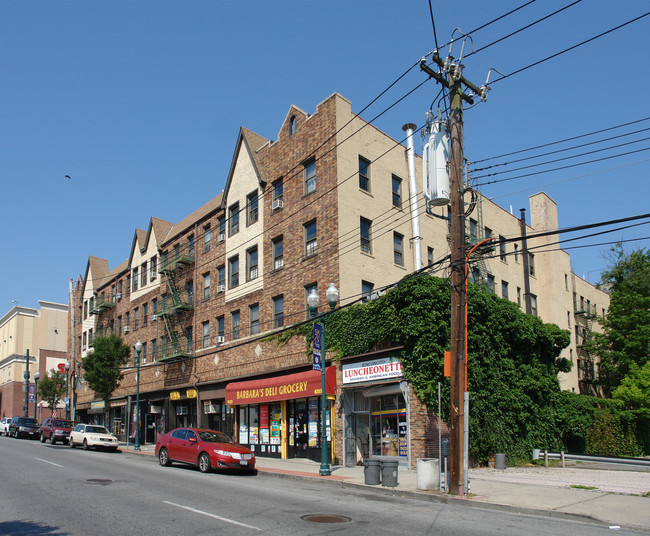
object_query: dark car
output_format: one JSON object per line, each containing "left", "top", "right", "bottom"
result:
{"left": 39, "top": 418, "right": 75, "bottom": 445}
{"left": 9, "top": 417, "right": 40, "bottom": 439}
{"left": 155, "top": 428, "right": 255, "bottom": 473}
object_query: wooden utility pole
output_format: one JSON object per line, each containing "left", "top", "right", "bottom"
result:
{"left": 421, "top": 54, "right": 485, "bottom": 496}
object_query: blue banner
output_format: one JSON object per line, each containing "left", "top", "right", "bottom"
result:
{"left": 312, "top": 322, "right": 322, "bottom": 371}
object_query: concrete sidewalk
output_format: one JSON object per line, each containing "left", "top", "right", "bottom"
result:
{"left": 120, "top": 443, "right": 650, "bottom": 532}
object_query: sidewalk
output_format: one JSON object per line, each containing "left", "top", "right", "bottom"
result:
{"left": 119, "top": 443, "right": 650, "bottom": 531}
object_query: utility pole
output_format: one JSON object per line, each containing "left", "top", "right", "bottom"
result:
{"left": 421, "top": 53, "right": 486, "bottom": 496}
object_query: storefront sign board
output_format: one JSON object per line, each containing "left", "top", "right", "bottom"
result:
{"left": 342, "top": 357, "right": 402, "bottom": 384}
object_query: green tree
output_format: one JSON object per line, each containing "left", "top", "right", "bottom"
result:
{"left": 586, "top": 245, "right": 650, "bottom": 395}
{"left": 83, "top": 334, "right": 131, "bottom": 421}
{"left": 37, "top": 369, "right": 67, "bottom": 417}
{"left": 612, "top": 361, "right": 650, "bottom": 409}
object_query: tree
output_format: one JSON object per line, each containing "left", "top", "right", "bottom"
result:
{"left": 37, "top": 369, "right": 67, "bottom": 417}
{"left": 612, "top": 361, "right": 650, "bottom": 410}
{"left": 586, "top": 245, "right": 650, "bottom": 395}
{"left": 83, "top": 334, "right": 131, "bottom": 422}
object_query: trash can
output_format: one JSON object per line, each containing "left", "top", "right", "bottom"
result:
{"left": 381, "top": 460, "right": 399, "bottom": 487}
{"left": 364, "top": 458, "right": 381, "bottom": 485}
{"left": 495, "top": 453, "right": 506, "bottom": 470}
{"left": 532, "top": 448, "right": 541, "bottom": 461}
{"left": 416, "top": 458, "right": 439, "bottom": 490}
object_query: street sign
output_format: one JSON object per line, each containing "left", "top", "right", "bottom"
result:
{"left": 312, "top": 322, "right": 322, "bottom": 372}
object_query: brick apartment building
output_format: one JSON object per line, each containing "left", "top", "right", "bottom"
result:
{"left": 0, "top": 301, "right": 69, "bottom": 421}
{"left": 70, "top": 92, "right": 608, "bottom": 468}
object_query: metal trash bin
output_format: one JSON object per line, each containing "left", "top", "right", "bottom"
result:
{"left": 381, "top": 460, "right": 399, "bottom": 487}
{"left": 364, "top": 458, "right": 381, "bottom": 485}
{"left": 416, "top": 458, "right": 439, "bottom": 490}
{"left": 495, "top": 453, "right": 506, "bottom": 470}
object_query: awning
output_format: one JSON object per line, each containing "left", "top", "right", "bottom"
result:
{"left": 225, "top": 367, "right": 336, "bottom": 405}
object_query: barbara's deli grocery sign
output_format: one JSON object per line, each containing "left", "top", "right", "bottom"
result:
{"left": 342, "top": 357, "right": 402, "bottom": 384}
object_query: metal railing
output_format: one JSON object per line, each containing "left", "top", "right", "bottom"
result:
{"left": 538, "top": 450, "right": 650, "bottom": 469}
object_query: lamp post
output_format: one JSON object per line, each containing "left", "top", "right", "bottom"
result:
{"left": 307, "top": 282, "right": 339, "bottom": 477}
{"left": 65, "top": 360, "right": 70, "bottom": 420}
{"left": 34, "top": 370, "right": 40, "bottom": 421}
{"left": 134, "top": 339, "right": 143, "bottom": 451}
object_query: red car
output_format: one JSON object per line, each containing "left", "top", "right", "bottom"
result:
{"left": 155, "top": 428, "right": 255, "bottom": 473}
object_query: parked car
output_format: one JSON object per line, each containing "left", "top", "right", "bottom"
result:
{"left": 155, "top": 428, "right": 255, "bottom": 473}
{"left": 39, "top": 418, "right": 75, "bottom": 445}
{"left": 69, "top": 424, "right": 119, "bottom": 451}
{"left": 9, "top": 416, "right": 40, "bottom": 439}
{"left": 0, "top": 417, "right": 13, "bottom": 436}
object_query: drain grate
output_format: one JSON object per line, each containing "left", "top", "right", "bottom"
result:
{"left": 301, "top": 514, "right": 352, "bottom": 524}
{"left": 86, "top": 479, "right": 112, "bottom": 485}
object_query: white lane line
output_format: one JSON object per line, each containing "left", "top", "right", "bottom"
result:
{"left": 163, "top": 500, "right": 261, "bottom": 531}
{"left": 36, "top": 458, "right": 63, "bottom": 467}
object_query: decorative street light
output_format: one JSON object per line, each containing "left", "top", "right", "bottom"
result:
{"left": 307, "top": 281, "right": 339, "bottom": 477}
{"left": 65, "top": 360, "right": 70, "bottom": 420}
{"left": 134, "top": 339, "right": 143, "bottom": 451}
{"left": 34, "top": 370, "right": 40, "bottom": 421}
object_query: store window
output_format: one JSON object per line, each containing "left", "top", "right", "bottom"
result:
{"left": 369, "top": 393, "right": 407, "bottom": 458}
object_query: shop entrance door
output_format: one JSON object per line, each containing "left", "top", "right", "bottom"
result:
{"left": 344, "top": 414, "right": 356, "bottom": 466}
{"left": 290, "top": 400, "right": 309, "bottom": 458}
{"left": 145, "top": 414, "right": 156, "bottom": 444}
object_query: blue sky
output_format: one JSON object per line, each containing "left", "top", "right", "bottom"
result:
{"left": 2, "top": 0, "right": 649, "bottom": 311}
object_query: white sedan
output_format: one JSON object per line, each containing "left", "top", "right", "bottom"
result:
{"left": 69, "top": 424, "right": 119, "bottom": 451}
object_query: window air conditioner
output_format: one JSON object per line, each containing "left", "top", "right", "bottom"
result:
{"left": 204, "top": 403, "right": 218, "bottom": 414}
{"left": 124, "top": 326, "right": 130, "bottom": 334}
{"left": 149, "top": 405, "right": 162, "bottom": 414}
{"left": 116, "top": 293, "right": 122, "bottom": 301}
{"left": 272, "top": 198, "right": 283, "bottom": 210}
{"left": 217, "top": 233, "right": 225, "bottom": 243}
{"left": 176, "top": 406, "right": 188, "bottom": 416}
{"left": 216, "top": 284, "right": 225, "bottom": 293}
{"left": 151, "top": 314, "right": 157, "bottom": 322}
{"left": 215, "top": 336, "right": 225, "bottom": 344}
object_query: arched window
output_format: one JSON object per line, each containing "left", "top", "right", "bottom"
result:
{"left": 289, "top": 115, "right": 296, "bottom": 136}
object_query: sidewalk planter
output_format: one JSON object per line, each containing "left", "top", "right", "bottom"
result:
{"left": 495, "top": 453, "right": 506, "bottom": 470}
{"left": 381, "top": 460, "right": 399, "bottom": 487}
{"left": 364, "top": 458, "right": 381, "bottom": 485}
{"left": 416, "top": 458, "right": 439, "bottom": 490}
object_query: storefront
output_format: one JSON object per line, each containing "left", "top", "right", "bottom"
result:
{"left": 340, "top": 355, "right": 410, "bottom": 467}
{"left": 225, "top": 367, "right": 336, "bottom": 461}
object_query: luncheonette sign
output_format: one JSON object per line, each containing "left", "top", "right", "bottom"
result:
{"left": 342, "top": 357, "right": 402, "bottom": 384}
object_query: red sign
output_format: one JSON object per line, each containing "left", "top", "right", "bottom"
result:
{"left": 260, "top": 405, "right": 269, "bottom": 428}
{"left": 57, "top": 363, "right": 66, "bottom": 374}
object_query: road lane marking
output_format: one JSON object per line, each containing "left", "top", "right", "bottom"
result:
{"left": 163, "top": 500, "right": 261, "bottom": 531}
{"left": 36, "top": 458, "right": 63, "bottom": 467}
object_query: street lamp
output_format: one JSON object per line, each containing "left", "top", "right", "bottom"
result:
{"left": 34, "top": 370, "right": 40, "bottom": 421}
{"left": 307, "top": 281, "right": 339, "bottom": 477}
{"left": 134, "top": 339, "right": 143, "bottom": 451}
{"left": 65, "top": 360, "right": 70, "bottom": 420}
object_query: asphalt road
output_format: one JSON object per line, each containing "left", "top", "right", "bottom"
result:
{"left": 0, "top": 436, "right": 646, "bottom": 536}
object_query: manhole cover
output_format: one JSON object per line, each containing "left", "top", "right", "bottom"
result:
{"left": 86, "top": 479, "right": 112, "bottom": 485}
{"left": 301, "top": 514, "right": 351, "bottom": 524}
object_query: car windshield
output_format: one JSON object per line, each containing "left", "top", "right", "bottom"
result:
{"left": 18, "top": 418, "right": 38, "bottom": 425}
{"left": 197, "top": 430, "right": 233, "bottom": 444}
{"left": 52, "top": 420, "right": 72, "bottom": 427}
{"left": 86, "top": 426, "right": 109, "bottom": 434}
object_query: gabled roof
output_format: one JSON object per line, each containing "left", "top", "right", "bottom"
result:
{"left": 162, "top": 192, "right": 224, "bottom": 247}
{"left": 221, "top": 127, "right": 269, "bottom": 208}
{"left": 278, "top": 104, "right": 309, "bottom": 141}
{"left": 83, "top": 256, "right": 109, "bottom": 293}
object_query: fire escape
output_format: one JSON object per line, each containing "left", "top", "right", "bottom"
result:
{"left": 572, "top": 274, "right": 596, "bottom": 395}
{"left": 158, "top": 242, "right": 195, "bottom": 362}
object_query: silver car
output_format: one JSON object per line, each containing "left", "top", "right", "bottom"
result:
{"left": 0, "top": 417, "right": 12, "bottom": 436}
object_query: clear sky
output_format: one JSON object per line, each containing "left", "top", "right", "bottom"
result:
{"left": 2, "top": 0, "right": 649, "bottom": 311}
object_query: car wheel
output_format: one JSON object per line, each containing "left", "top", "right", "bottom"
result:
{"left": 159, "top": 448, "right": 171, "bottom": 467}
{"left": 83, "top": 439, "right": 91, "bottom": 451}
{"left": 50, "top": 435, "right": 56, "bottom": 445}
{"left": 198, "top": 453, "right": 212, "bottom": 473}
{"left": 40, "top": 433, "right": 46, "bottom": 443}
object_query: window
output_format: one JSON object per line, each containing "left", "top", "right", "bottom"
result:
{"left": 393, "top": 232, "right": 404, "bottom": 265}
{"left": 289, "top": 115, "right": 296, "bottom": 136}
{"left": 469, "top": 219, "right": 478, "bottom": 244}
{"left": 132, "top": 268, "right": 138, "bottom": 291}
{"left": 567, "top": 311, "right": 571, "bottom": 328}
{"left": 152, "top": 298, "right": 158, "bottom": 315}
{"left": 565, "top": 274, "right": 569, "bottom": 290}
{"left": 427, "top": 247, "right": 434, "bottom": 266}
{"left": 218, "top": 216, "right": 226, "bottom": 241}
{"left": 134, "top": 308, "right": 139, "bottom": 330}
{"left": 188, "top": 235, "right": 195, "bottom": 258}
{"left": 273, "top": 178, "right": 283, "bottom": 204}
{"left": 217, "top": 316, "right": 225, "bottom": 339}
{"left": 217, "top": 265, "right": 226, "bottom": 289}
{"left": 143, "top": 303, "right": 148, "bottom": 326}
{"left": 141, "top": 262, "right": 147, "bottom": 288}
{"left": 82, "top": 332, "right": 87, "bottom": 350}
{"left": 249, "top": 304, "right": 259, "bottom": 335}
{"left": 186, "top": 281, "right": 194, "bottom": 306}
{"left": 305, "top": 283, "right": 317, "bottom": 320}
{"left": 125, "top": 312, "right": 130, "bottom": 331}
{"left": 499, "top": 236, "right": 506, "bottom": 262}
{"left": 202, "top": 321, "right": 210, "bottom": 348}
{"left": 247, "top": 191, "right": 259, "bottom": 225}
{"left": 304, "top": 220, "right": 317, "bottom": 257}
{"left": 186, "top": 326, "right": 193, "bottom": 353}
{"left": 229, "top": 202, "right": 240, "bottom": 236}
{"left": 359, "top": 156, "right": 370, "bottom": 192}
{"left": 487, "top": 274, "right": 495, "bottom": 293}
{"left": 304, "top": 160, "right": 316, "bottom": 194}
{"left": 84, "top": 301, "right": 88, "bottom": 319}
{"left": 471, "top": 267, "right": 480, "bottom": 284}
{"left": 529, "top": 253, "right": 535, "bottom": 277}
{"left": 202, "top": 273, "right": 210, "bottom": 301}
{"left": 229, "top": 255, "right": 239, "bottom": 288}
{"left": 151, "top": 339, "right": 157, "bottom": 362}
{"left": 204, "top": 224, "right": 211, "bottom": 252}
{"left": 360, "top": 218, "right": 372, "bottom": 254}
{"left": 502, "top": 281, "right": 509, "bottom": 300}
{"left": 273, "top": 296, "right": 284, "bottom": 328}
{"left": 141, "top": 342, "right": 147, "bottom": 364}
{"left": 392, "top": 175, "right": 402, "bottom": 208}
{"left": 247, "top": 246, "right": 258, "bottom": 281}
{"left": 514, "top": 243, "right": 520, "bottom": 262}
{"left": 530, "top": 294, "right": 538, "bottom": 317}
{"left": 272, "top": 236, "right": 284, "bottom": 270}
{"left": 362, "top": 280, "right": 374, "bottom": 302}
{"left": 232, "top": 311, "right": 240, "bottom": 340}
{"left": 484, "top": 226, "right": 493, "bottom": 241}
{"left": 118, "top": 280, "right": 123, "bottom": 296}
{"left": 517, "top": 287, "right": 521, "bottom": 306}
